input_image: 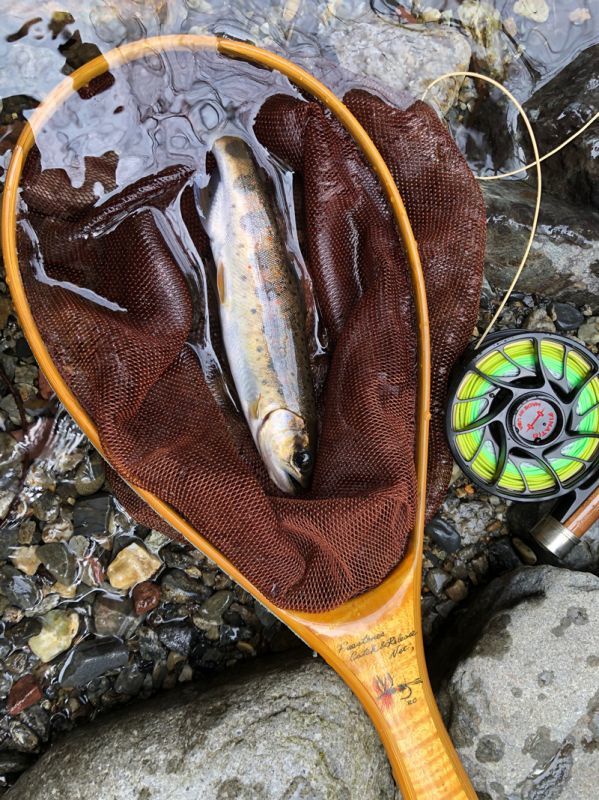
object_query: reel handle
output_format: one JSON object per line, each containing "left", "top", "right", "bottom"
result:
{"left": 530, "top": 484, "right": 599, "bottom": 560}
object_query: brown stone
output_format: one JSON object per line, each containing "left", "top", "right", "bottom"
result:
{"left": 132, "top": 581, "right": 161, "bottom": 615}
{"left": 7, "top": 674, "right": 43, "bottom": 716}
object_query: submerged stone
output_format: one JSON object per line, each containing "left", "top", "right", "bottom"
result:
{"left": 107, "top": 543, "right": 161, "bottom": 590}
{"left": 28, "top": 610, "right": 79, "bottom": 663}
{"left": 37, "top": 542, "right": 77, "bottom": 585}
{"left": 72, "top": 493, "right": 112, "bottom": 537}
{"left": 132, "top": 581, "right": 161, "bottom": 615}
{"left": 7, "top": 674, "right": 43, "bottom": 716}
{"left": 60, "top": 637, "right": 129, "bottom": 689}
{"left": 0, "top": 565, "right": 41, "bottom": 610}
{"left": 93, "top": 595, "right": 140, "bottom": 638}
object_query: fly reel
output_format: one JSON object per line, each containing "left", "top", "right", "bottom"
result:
{"left": 446, "top": 330, "right": 599, "bottom": 559}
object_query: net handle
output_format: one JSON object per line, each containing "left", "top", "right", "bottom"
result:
{"left": 1, "top": 35, "right": 474, "bottom": 800}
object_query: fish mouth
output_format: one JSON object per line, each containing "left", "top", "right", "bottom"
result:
{"left": 287, "top": 472, "right": 307, "bottom": 493}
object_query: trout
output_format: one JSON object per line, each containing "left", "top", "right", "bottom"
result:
{"left": 201, "top": 136, "right": 316, "bottom": 494}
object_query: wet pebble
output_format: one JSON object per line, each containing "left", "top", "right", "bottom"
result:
{"left": 107, "top": 543, "right": 161, "bottom": 591}
{"left": 93, "top": 595, "right": 140, "bottom": 638}
{"left": 37, "top": 542, "right": 77, "bottom": 584}
{"left": 6, "top": 674, "right": 42, "bottom": 716}
{"left": 0, "top": 527, "right": 19, "bottom": 560}
{"left": 0, "top": 670, "right": 13, "bottom": 699}
{"left": 425, "top": 518, "right": 462, "bottom": 554}
{"left": 132, "top": 581, "right": 161, "bottom": 615}
{"left": 157, "top": 623, "right": 196, "bottom": 656}
{"left": 9, "top": 546, "right": 40, "bottom": 576}
{"left": 6, "top": 617, "right": 41, "bottom": 647}
{"left": 41, "top": 515, "right": 74, "bottom": 543}
{"left": 192, "top": 590, "right": 233, "bottom": 633}
{"left": 18, "top": 706, "right": 50, "bottom": 742}
{"left": 160, "top": 568, "right": 208, "bottom": 604}
{"left": 425, "top": 568, "right": 452, "bottom": 597}
{"left": 523, "top": 307, "right": 556, "bottom": 333}
{"left": 9, "top": 720, "right": 39, "bottom": 752}
{"left": 0, "top": 565, "right": 41, "bottom": 610}
{"left": 512, "top": 537, "right": 538, "bottom": 565}
{"left": 549, "top": 301, "right": 584, "bottom": 332}
{"left": 73, "top": 452, "right": 105, "bottom": 496}
{"left": 28, "top": 610, "right": 79, "bottom": 663}
{"left": 72, "top": 493, "right": 112, "bottom": 537}
{"left": 138, "top": 627, "right": 167, "bottom": 663}
{"left": 486, "top": 537, "right": 522, "bottom": 575}
{"left": 114, "top": 663, "right": 145, "bottom": 696}
{"left": 445, "top": 579, "right": 468, "bottom": 603}
{"left": 60, "top": 637, "right": 129, "bottom": 689}
{"left": 578, "top": 317, "right": 599, "bottom": 346}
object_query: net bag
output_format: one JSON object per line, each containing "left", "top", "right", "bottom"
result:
{"left": 16, "top": 53, "right": 486, "bottom": 613}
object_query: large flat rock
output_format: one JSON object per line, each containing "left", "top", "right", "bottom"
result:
{"left": 6, "top": 657, "right": 397, "bottom": 800}
{"left": 436, "top": 566, "right": 599, "bottom": 799}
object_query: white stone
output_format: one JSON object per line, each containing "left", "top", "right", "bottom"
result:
{"left": 107, "top": 543, "right": 162, "bottom": 590}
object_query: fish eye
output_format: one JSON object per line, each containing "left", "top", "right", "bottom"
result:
{"left": 293, "top": 450, "right": 312, "bottom": 472}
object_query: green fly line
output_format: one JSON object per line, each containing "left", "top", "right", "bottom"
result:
{"left": 451, "top": 336, "right": 599, "bottom": 497}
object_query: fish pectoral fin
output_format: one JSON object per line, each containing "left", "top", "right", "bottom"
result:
{"left": 216, "top": 261, "right": 226, "bottom": 305}
{"left": 248, "top": 395, "right": 262, "bottom": 421}
{"left": 195, "top": 162, "right": 220, "bottom": 222}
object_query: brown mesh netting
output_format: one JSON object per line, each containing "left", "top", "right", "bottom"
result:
{"left": 17, "top": 66, "right": 486, "bottom": 612}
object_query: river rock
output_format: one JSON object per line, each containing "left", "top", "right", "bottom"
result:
{"left": 160, "top": 568, "right": 207, "bottom": 603}
{"left": 131, "top": 581, "right": 161, "bottom": 614}
{"left": 73, "top": 451, "right": 105, "bottom": 496}
{"left": 483, "top": 181, "right": 599, "bottom": 311}
{"left": 330, "top": 15, "right": 471, "bottom": 115}
{"left": 59, "top": 637, "right": 129, "bottom": 689}
{"left": 27, "top": 610, "right": 79, "bottom": 663}
{"left": 7, "top": 674, "right": 43, "bottom": 716}
{"left": 435, "top": 567, "right": 599, "bottom": 799}
{"left": 0, "top": 527, "right": 19, "bottom": 560}
{"left": 425, "top": 517, "right": 462, "bottom": 554}
{"left": 0, "top": 565, "right": 41, "bottom": 610}
{"left": 6, "top": 657, "right": 396, "bottom": 799}
{"left": 523, "top": 44, "right": 599, "bottom": 211}
{"left": 106, "top": 542, "right": 161, "bottom": 591}
{"left": 36, "top": 542, "right": 76, "bottom": 585}
{"left": 9, "top": 546, "right": 40, "bottom": 576}
{"left": 72, "top": 493, "right": 112, "bottom": 537}
{"left": 93, "top": 595, "right": 140, "bottom": 638}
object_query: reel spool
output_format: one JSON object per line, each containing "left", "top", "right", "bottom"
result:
{"left": 446, "top": 330, "right": 599, "bottom": 559}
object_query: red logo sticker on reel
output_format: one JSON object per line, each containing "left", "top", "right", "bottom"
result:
{"left": 514, "top": 397, "right": 557, "bottom": 444}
